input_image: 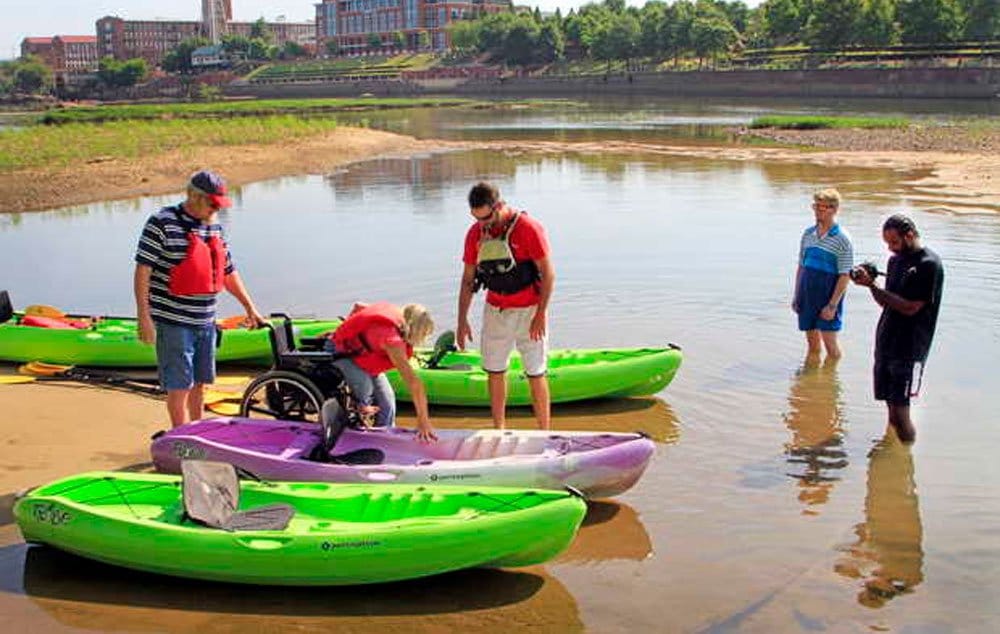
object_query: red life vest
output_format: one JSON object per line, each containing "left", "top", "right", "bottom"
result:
{"left": 20, "top": 314, "right": 89, "bottom": 329}
{"left": 332, "top": 302, "right": 413, "bottom": 376}
{"left": 168, "top": 232, "right": 227, "bottom": 297}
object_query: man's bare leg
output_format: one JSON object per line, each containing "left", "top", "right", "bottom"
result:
{"left": 888, "top": 403, "right": 916, "bottom": 443}
{"left": 805, "top": 329, "right": 823, "bottom": 359}
{"left": 528, "top": 374, "right": 551, "bottom": 430}
{"left": 166, "top": 389, "right": 191, "bottom": 428}
{"left": 488, "top": 371, "right": 507, "bottom": 429}
{"left": 187, "top": 383, "right": 206, "bottom": 423}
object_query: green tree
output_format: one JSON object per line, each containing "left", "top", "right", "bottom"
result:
{"left": 417, "top": 30, "right": 431, "bottom": 51}
{"left": 691, "top": 15, "right": 740, "bottom": 67}
{"left": 367, "top": 33, "right": 383, "bottom": 50}
{"left": 762, "top": 0, "right": 807, "bottom": 45}
{"left": 12, "top": 55, "right": 52, "bottom": 93}
{"left": 325, "top": 39, "right": 341, "bottom": 56}
{"left": 898, "top": 0, "right": 966, "bottom": 42}
{"left": 282, "top": 41, "right": 307, "bottom": 58}
{"left": 961, "top": 0, "right": 1000, "bottom": 40}
{"left": 250, "top": 18, "right": 273, "bottom": 43}
{"left": 448, "top": 20, "right": 480, "bottom": 54}
{"left": 393, "top": 30, "right": 406, "bottom": 50}
{"left": 857, "top": 0, "right": 900, "bottom": 45}
{"left": 162, "top": 37, "right": 211, "bottom": 72}
{"left": 805, "top": 0, "right": 866, "bottom": 47}
{"left": 639, "top": 1, "right": 670, "bottom": 57}
{"left": 538, "top": 20, "right": 566, "bottom": 62}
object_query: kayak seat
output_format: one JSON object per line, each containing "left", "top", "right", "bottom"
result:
{"left": 181, "top": 460, "right": 293, "bottom": 532}
{"left": 0, "top": 290, "right": 12, "bottom": 325}
{"left": 329, "top": 448, "right": 386, "bottom": 465}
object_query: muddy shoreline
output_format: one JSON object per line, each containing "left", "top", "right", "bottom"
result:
{"left": 2, "top": 125, "right": 997, "bottom": 215}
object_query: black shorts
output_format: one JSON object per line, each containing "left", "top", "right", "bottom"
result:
{"left": 874, "top": 358, "right": 925, "bottom": 406}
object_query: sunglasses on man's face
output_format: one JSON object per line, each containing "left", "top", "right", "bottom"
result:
{"left": 471, "top": 206, "right": 494, "bottom": 221}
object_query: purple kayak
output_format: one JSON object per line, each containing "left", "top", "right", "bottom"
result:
{"left": 151, "top": 418, "right": 656, "bottom": 498}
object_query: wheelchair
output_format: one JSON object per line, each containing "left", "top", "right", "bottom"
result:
{"left": 238, "top": 313, "right": 355, "bottom": 427}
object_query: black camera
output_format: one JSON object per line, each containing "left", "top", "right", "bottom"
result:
{"left": 849, "top": 262, "right": 879, "bottom": 282}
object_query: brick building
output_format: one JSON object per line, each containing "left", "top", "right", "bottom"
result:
{"left": 315, "top": 0, "right": 509, "bottom": 54}
{"left": 52, "top": 35, "right": 99, "bottom": 74}
{"left": 20, "top": 35, "right": 97, "bottom": 77}
{"left": 96, "top": 17, "right": 203, "bottom": 66}
{"left": 20, "top": 37, "right": 56, "bottom": 66}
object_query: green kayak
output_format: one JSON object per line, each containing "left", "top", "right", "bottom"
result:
{"left": 390, "top": 345, "right": 683, "bottom": 406}
{"left": 0, "top": 312, "right": 340, "bottom": 367}
{"left": 15, "top": 469, "right": 586, "bottom": 586}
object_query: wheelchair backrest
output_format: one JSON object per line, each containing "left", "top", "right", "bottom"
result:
{"left": 0, "top": 291, "right": 12, "bottom": 325}
{"left": 267, "top": 313, "right": 297, "bottom": 356}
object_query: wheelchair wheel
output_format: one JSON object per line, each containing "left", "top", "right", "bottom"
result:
{"left": 239, "top": 370, "right": 325, "bottom": 423}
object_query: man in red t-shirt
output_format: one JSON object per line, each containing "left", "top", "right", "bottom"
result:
{"left": 456, "top": 181, "right": 555, "bottom": 430}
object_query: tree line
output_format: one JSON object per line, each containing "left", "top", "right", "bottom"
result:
{"left": 449, "top": 0, "right": 999, "bottom": 68}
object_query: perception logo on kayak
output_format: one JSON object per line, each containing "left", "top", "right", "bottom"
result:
{"left": 429, "top": 473, "right": 482, "bottom": 481}
{"left": 321, "top": 540, "right": 381, "bottom": 551}
{"left": 171, "top": 441, "right": 207, "bottom": 460}
{"left": 31, "top": 503, "right": 72, "bottom": 526}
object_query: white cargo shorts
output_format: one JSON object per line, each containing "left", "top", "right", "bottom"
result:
{"left": 481, "top": 304, "right": 547, "bottom": 376}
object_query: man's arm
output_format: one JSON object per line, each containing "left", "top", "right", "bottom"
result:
{"left": 223, "top": 271, "right": 266, "bottom": 327}
{"left": 134, "top": 264, "right": 154, "bottom": 344}
{"left": 456, "top": 263, "right": 477, "bottom": 350}
{"left": 529, "top": 257, "right": 554, "bottom": 340}
{"left": 869, "top": 285, "right": 925, "bottom": 316}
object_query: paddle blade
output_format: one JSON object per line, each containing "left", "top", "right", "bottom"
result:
{"left": 211, "top": 376, "right": 252, "bottom": 386}
{"left": 0, "top": 375, "right": 38, "bottom": 384}
{"left": 19, "top": 361, "right": 73, "bottom": 376}
{"left": 207, "top": 401, "right": 241, "bottom": 416}
{"left": 217, "top": 315, "right": 248, "bottom": 330}
{"left": 24, "top": 304, "right": 66, "bottom": 318}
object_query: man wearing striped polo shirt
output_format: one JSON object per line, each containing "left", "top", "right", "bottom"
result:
{"left": 134, "top": 170, "right": 265, "bottom": 428}
{"left": 792, "top": 189, "right": 854, "bottom": 360}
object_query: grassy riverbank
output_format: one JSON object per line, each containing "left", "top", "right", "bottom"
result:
{"left": 37, "top": 97, "right": 476, "bottom": 125}
{"left": 749, "top": 115, "right": 910, "bottom": 130}
{"left": 0, "top": 116, "right": 346, "bottom": 171}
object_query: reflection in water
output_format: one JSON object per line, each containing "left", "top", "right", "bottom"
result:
{"left": 783, "top": 357, "right": 847, "bottom": 513}
{"left": 558, "top": 501, "right": 652, "bottom": 564}
{"left": 12, "top": 544, "right": 582, "bottom": 631}
{"left": 397, "top": 396, "right": 681, "bottom": 444}
{"left": 834, "top": 435, "right": 924, "bottom": 608}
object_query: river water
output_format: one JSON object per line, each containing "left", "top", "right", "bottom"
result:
{"left": 1, "top": 99, "right": 999, "bottom": 632}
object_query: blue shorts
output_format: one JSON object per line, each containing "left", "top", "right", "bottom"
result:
{"left": 155, "top": 321, "right": 217, "bottom": 391}
{"left": 796, "top": 267, "right": 843, "bottom": 332}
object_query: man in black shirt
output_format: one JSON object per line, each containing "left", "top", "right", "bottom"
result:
{"left": 851, "top": 215, "right": 944, "bottom": 443}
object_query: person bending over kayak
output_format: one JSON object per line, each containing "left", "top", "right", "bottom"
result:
{"left": 134, "top": 170, "right": 265, "bottom": 428}
{"left": 326, "top": 301, "right": 437, "bottom": 442}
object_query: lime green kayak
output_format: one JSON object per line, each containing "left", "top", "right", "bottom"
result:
{"left": 390, "top": 345, "right": 683, "bottom": 406}
{"left": 15, "top": 471, "right": 586, "bottom": 586}
{"left": 0, "top": 313, "right": 340, "bottom": 367}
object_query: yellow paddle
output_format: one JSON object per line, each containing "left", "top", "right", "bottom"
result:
{"left": 206, "top": 401, "right": 242, "bottom": 416}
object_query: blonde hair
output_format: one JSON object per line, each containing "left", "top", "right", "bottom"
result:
{"left": 813, "top": 188, "right": 841, "bottom": 208}
{"left": 401, "top": 304, "right": 434, "bottom": 346}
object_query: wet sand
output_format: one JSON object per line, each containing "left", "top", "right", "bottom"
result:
{"left": 2, "top": 127, "right": 998, "bottom": 215}
{"left": 0, "top": 376, "right": 676, "bottom": 632}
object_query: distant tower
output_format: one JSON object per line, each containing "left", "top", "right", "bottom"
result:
{"left": 201, "top": 0, "right": 233, "bottom": 43}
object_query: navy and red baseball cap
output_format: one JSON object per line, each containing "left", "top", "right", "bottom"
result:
{"left": 189, "top": 170, "right": 232, "bottom": 209}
